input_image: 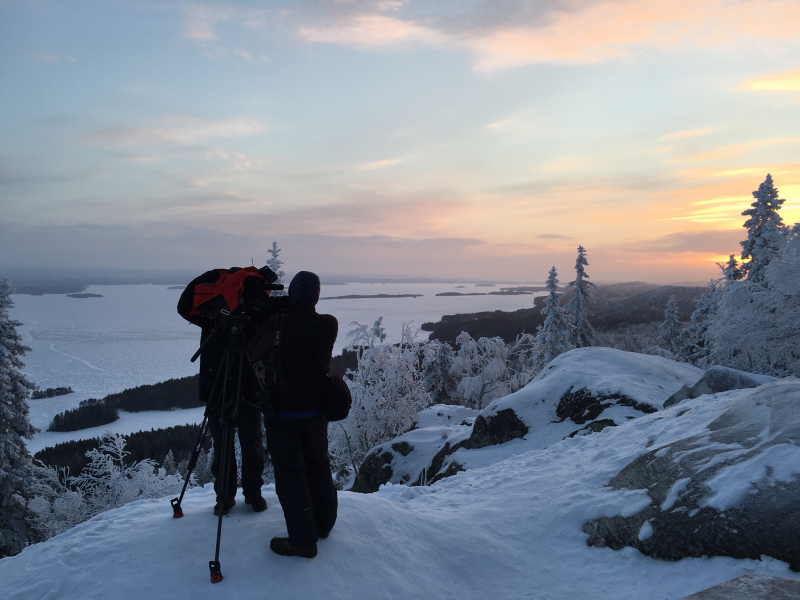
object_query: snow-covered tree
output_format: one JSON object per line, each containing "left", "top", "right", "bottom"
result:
{"left": 30, "top": 432, "right": 184, "bottom": 539}
{"left": 678, "top": 280, "right": 719, "bottom": 367}
{"left": 719, "top": 254, "right": 742, "bottom": 281}
{"left": 28, "top": 465, "right": 88, "bottom": 538}
{"left": 704, "top": 232, "right": 800, "bottom": 376}
{"left": 450, "top": 332, "right": 510, "bottom": 410}
{"left": 507, "top": 332, "right": 538, "bottom": 392}
{"left": 347, "top": 317, "right": 386, "bottom": 353}
{"left": 0, "top": 277, "right": 42, "bottom": 557}
{"left": 421, "top": 340, "right": 461, "bottom": 405}
{"left": 740, "top": 174, "right": 786, "bottom": 283}
{"left": 73, "top": 433, "right": 183, "bottom": 517}
{"left": 657, "top": 294, "right": 681, "bottom": 356}
{"left": 532, "top": 266, "right": 572, "bottom": 370}
{"left": 267, "top": 241, "right": 287, "bottom": 296}
{"left": 193, "top": 448, "right": 213, "bottom": 487}
{"left": 162, "top": 450, "right": 177, "bottom": 476}
{"left": 330, "top": 321, "right": 429, "bottom": 474}
{"left": 566, "top": 246, "right": 599, "bottom": 348}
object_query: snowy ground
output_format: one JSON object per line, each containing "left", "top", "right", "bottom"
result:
{"left": 4, "top": 387, "right": 797, "bottom": 600}
{"left": 13, "top": 282, "right": 542, "bottom": 451}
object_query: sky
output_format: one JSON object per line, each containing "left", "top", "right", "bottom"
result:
{"left": 1, "top": 0, "right": 800, "bottom": 283}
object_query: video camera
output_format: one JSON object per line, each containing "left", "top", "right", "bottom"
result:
{"left": 177, "top": 265, "right": 289, "bottom": 328}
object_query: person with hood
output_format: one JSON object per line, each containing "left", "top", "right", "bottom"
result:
{"left": 250, "top": 271, "right": 339, "bottom": 558}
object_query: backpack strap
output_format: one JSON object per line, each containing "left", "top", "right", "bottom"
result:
{"left": 274, "top": 314, "right": 284, "bottom": 352}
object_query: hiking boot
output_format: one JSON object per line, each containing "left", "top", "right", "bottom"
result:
{"left": 270, "top": 537, "right": 317, "bottom": 558}
{"left": 213, "top": 498, "right": 236, "bottom": 516}
{"left": 245, "top": 493, "right": 267, "bottom": 512}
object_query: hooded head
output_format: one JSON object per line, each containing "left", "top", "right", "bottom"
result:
{"left": 288, "top": 271, "right": 321, "bottom": 306}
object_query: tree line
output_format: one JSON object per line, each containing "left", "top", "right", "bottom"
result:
{"left": 46, "top": 375, "right": 201, "bottom": 432}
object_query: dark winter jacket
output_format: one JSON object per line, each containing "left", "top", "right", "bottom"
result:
{"left": 249, "top": 300, "right": 338, "bottom": 414}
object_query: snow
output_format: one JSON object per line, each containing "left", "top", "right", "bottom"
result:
{"left": 661, "top": 478, "right": 691, "bottom": 511}
{"left": 701, "top": 444, "right": 800, "bottom": 511}
{"left": 4, "top": 379, "right": 798, "bottom": 599}
{"left": 499, "top": 347, "right": 704, "bottom": 415}
{"left": 363, "top": 348, "right": 704, "bottom": 489}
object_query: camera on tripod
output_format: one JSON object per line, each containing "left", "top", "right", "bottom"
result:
{"left": 173, "top": 264, "right": 290, "bottom": 582}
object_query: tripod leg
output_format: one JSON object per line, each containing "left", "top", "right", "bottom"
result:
{"left": 170, "top": 415, "right": 209, "bottom": 518}
{"left": 209, "top": 347, "right": 250, "bottom": 584}
{"left": 210, "top": 350, "right": 237, "bottom": 583}
{"left": 172, "top": 345, "right": 228, "bottom": 518}
{"left": 210, "top": 419, "right": 234, "bottom": 583}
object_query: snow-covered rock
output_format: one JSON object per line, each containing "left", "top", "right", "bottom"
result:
{"left": 353, "top": 348, "right": 702, "bottom": 492}
{"left": 351, "top": 404, "right": 477, "bottom": 493}
{"left": 584, "top": 379, "right": 800, "bottom": 571}
{"left": 664, "top": 365, "right": 777, "bottom": 408}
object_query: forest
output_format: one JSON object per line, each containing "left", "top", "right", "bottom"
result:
{"left": 46, "top": 375, "right": 201, "bottom": 432}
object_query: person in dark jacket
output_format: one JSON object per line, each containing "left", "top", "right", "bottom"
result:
{"left": 250, "top": 271, "right": 338, "bottom": 558}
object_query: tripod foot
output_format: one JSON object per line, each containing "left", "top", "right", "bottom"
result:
{"left": 170, "top": 497, "right": 184, "bottom": 518}
{"left": 209, "top": 560, "right": 223, "bottom": 583}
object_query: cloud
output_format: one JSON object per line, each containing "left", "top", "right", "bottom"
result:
{"left": 84, "top": 116, "right": 265, "bottom": 147}
{"left": 358, "top": 157, "right": 404, "bottom": 170}
{"left": 744, "top": 67, "right": 800, "bottom": 92}
{"left": 662, "top": 128, "right": 713, "bottom": 141}
{"left": 182, "top": 5, "right": 249, "bottom": 40}
{"left": 674, "top": 135, "right": 800, "bottom": 163}
{"left": 484, "top": 118, "right": 516, "bottom": 131}
{"left": 295, "top": 0, "right": 800, "bottom": 71}
{"left": 299, "top": 14, "right": 444, "bottom": 47}
{"left": 624, "top": 229, "right": 744, "bottom": 254}
{"left": 536, "top": 233, "right": 570, "bottom": 239}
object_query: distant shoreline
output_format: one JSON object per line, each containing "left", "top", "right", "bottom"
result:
{"left": 320, "top": 294, "right": 423, "bottom": 300}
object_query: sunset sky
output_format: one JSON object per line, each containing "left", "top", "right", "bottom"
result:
{"left": 2, "top": 0, "right": 800, "bottom": 283}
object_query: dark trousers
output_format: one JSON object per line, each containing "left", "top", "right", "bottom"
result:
{"left": 265, "top": 414, "right": 338, "bottom": 545}
{"left": 209, "top": 400, "right": 264, "bottom": 499}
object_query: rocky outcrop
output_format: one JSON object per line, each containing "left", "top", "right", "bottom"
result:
{"left": 664, "top": 365, "right": 776, "bottom": 408}
{"left": 679, "top": 574, "right": 800, "bottom": 600}
{"left": 556, "top": 387, "right": 656, "bottom": 425}
{"left": 583, "top": 380, "right": 800, "bottom": 571}
{"left": 351, "top": 450, "right": 394, "bottom": 494}
{"left": 465, "top": 409, "right": 529, "bottom": 449}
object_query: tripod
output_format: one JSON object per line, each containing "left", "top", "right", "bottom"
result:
{"left": 170, "top": 316, "right": 261, "bottom": 584}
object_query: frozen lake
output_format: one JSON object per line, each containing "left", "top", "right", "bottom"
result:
{"left": 11, "top": 282, "right": 543, "bottom": 452}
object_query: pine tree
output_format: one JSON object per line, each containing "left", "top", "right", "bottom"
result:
{"left": 0, "top": 277, "right": 42, "bottom": 556}
{"left": 162, "top": 449, "right": 177, "bottom": 475}
{"left": 657, "top": 294, "right": 681, "bottom": 355}
{"left": 421, "top": 340, "right": 461, "bottom": 405}
{"left": 719, "top": 254, "right": 742, "bottom": 281}
{"left": 740, "top": 174, "right": 786, "bottom": 283}
{"left": 193, "top": 448, "right": 213, "bottom": 486}
{"left": 532, "top": 266, "right": 572, "bottom": 370}
{"left": 704, "top": 229, "right": 800, "bottom": 377}
{"left": 566, "top": 246, "right": 599, "bottom": 348}
{"left": 678, "top": 281, "right": 719, "bottom": 366}
{"left": 266, "top": 241, "right": 287, "bottom": 296}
